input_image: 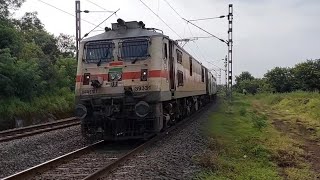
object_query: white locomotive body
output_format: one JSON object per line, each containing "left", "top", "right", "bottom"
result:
{"left": 75, "top": 20, "right": 217, "bottom": 140}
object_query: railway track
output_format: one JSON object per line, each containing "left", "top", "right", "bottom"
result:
{"left": 3, "top": 103, "right": 212, "bottom": 180}
{"left": 0, "top": 117, "right": 80, "bottom": 143}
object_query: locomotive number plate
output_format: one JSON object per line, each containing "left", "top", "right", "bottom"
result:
{"left": 133, "top": 85, "right": 151, "bottom": 92}
{"left": 81, "top": 89, "right": 97, "bottom": 95}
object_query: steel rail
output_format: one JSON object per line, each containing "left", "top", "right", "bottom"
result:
{"left": 3, "top": 101, "right": 214, "bottom": 180}
{"left": 0, "top": 117, "right": 80, "bottom": 143}
{"left": 84, "top": 102, "right": 213, "bottom": 180}
{"left": 2, "top": 140, "right": 105, "bottom": 180}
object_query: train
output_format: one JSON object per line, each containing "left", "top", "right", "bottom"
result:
{"left": 75, "top": 19, "right": 217, "bottom": 141}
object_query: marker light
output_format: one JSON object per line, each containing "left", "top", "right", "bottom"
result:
{"left": 141, "top": 69, "right": 148, "bottom": 81}
{"left": 83, "top": 73, "right": 90, "bottom": 85}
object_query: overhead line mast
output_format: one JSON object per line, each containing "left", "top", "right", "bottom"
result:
{"left": 75, "top": 0, "right": 81, "bottom": 61}
{"left": 227, "top": 4, "right": 233, "bottom": 99}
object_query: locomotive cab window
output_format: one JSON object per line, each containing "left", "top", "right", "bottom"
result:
{"left": 119, "top": 39, "right": 149, "bottom": 60}
{"left": 84, "top": 41, "right": 114, "bottom": 64}
{"left": 176, "top": 49, "right": 182, "bottom": 64}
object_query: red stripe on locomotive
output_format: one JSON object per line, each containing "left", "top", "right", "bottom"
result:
{"left": 76, "top": 70, "right": 168, "bottom": 82}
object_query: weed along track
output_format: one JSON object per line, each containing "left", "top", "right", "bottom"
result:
{"left": 0, "top": 118, "right": 80, "bottom": 143}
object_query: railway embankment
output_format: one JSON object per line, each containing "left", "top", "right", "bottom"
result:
{"left": 0, "top": 89, "right": 75, "bottom": 131}
{"left": 196, "top": 92, "right": 319, "bottom": 179}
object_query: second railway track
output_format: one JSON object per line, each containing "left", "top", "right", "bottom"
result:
{"left": 0, "top": 117, "right": 80, "bottom": 143}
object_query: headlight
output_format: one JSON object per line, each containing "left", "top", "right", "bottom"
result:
{"left": 109, "top": 72, "right": 122, "bottom": 81}
{"left": 109, "top": 73, "right": 116, "bottom": 80}
{"left": 75, "top": 104, "right": 87, "bottom": 119}
{"left": 135, "top": 101, "right": 150, "bottom": 117}
{"left": 115, "top": 72, "right": 122, "bottom": 80}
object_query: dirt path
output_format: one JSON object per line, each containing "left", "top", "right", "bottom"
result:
{"left": 253, "top": 101, "right": 320, "bottom": 179}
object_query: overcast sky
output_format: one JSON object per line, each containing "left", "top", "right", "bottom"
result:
{"left": 14, "top": 0, "right": 320, "bottom": 81}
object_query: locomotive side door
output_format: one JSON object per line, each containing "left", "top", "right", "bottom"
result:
{"left": 168, "top": 40, "right": 175, "bottom": 92}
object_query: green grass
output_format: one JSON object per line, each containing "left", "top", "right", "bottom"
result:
{"left": 256, "top": 91, "right": 320, "bottom": 121}
{"left": 0, "top": 88, "right": 75, "bottom": 130}
{"left": 255, "top": 91, "right": 320, "bottom": 140}
{"left": 195, "top": 93, "right": 317, "bottom": 180}
{"left": 195, "top": 95, "right": 281, "bottom": 180}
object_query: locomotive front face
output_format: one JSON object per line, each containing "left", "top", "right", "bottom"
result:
{"left": 75, "top": 23, "right": 168, "bottom": 140}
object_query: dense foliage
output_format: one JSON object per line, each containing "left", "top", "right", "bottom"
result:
{"left": 235, "top": 59, "right": 320, "bottom": 94}
{"left": 0, "top": 2, "right": 76, "bottom": 129}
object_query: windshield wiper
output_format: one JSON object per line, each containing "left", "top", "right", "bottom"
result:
{"left": 97, "top": 59, "right": 102, "bottom": 66}
{"left": 97, "top": 51, "right": 109, "bottom": 66}
{"left": 131, "top": 58, "right": 139, "bottom": 64}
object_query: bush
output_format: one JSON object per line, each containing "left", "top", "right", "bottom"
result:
{"left": 252, "top": 113, "right": 267, "bottom": 130}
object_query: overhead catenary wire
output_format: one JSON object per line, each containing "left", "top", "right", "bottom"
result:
{"left": 188, "top": 16, "right": 226, "bottom": 22}
{"left": 162, "top": 0, "right": 184, "bottom": 19}
{"left": 187, "top": 24, "right": 220, "bottom": 69}
{"left": 162, "top": 0, "right": 227, "bottom": 44}
{"left": 162, "top": 0, "right": 212, "bottom": 65}
{"left": 84, "top": 0, "right": 115, "bottom": 13}
{"left": 36, "top": 0, "right": 102, "bottom": 29}
{"left": 138, "top": 0, "right": 182, "bottom": 39}
{"left": 184, "top": 19, "right": 228, "bottom": 44}
{"left": 82, "top": 8, "right": 120, "bottom": 39}
{"left": 162, "top": 0, "right": 225, "bottom": 71}
{"left": 187, "top": 24, "right": 207, "bottom": 63}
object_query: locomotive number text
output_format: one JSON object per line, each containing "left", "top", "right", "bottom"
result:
{"left": 81, "top": 89, "right": 97, "bottom": 95}
{"left": 133, "top": 85, "right": 151, "bottom": 92}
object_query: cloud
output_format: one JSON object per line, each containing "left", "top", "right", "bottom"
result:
{"left": 15, "top": 0, "right": 320, "bottom": 80}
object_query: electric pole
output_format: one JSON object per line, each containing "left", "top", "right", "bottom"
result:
{"left": 227, "top": 4, "right": 233, "bottom": 99}
{"left": 75, "top": 0, "right": 81, "bottom": 61}
{"left": 224, "top": 55, "right": 228, "bottom": 97}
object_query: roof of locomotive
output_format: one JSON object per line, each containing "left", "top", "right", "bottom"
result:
{"left": 81, "top": 20, "right": 216, "bottom": 79}
{"left": 81, "top": 21, "right": 165, "bottom": 43}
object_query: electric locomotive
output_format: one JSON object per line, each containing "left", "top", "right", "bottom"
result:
{"left": 75, "top": 19, "right": 217, "bottom": 140}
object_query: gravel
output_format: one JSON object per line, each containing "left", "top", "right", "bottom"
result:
{"left": 0, "top": 102, "right": 216, "bottom": 179}
{"left": 103, "top": 102, "right": 217, "bottom": 180}
{"left": 0, "top": 125, "right": 88, "bottom": 179}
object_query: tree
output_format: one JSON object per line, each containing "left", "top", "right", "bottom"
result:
{"left": 0, "top": 48, "right": 16, "bottom": 97}
{"left": 18, "top": 42, "right": 44, "bottom": 60}
{"left": 12, "top": 59, "right": 42, "bottom": 100}
{"left": 18, "top": 12, "right": 44, "bottom": 32}
{"left": 0, "top": 48, "right": 42, "bottom": 100}
{"left": 0, "top": 0, "right": 25, "bottom": 18}
{"left": 264, "top": 67, "right": 294, "bottom": 93}
{"left": 55, "top": 57, "right": 77, "bottom": 90}
{"left": 237, "top": 79, "right": 260, "bottom": 94}
{"left": 0, "top": 21, "right": 23, "bottom": 56}
{"left": 292, "top": 59, "right": 320, "bottom": 92}
{"left": 235, "top": 71, "right": 254, "bottom": 84}
{"left": 24, "top": 30, "right": 60, "bottom": 61}
{"left": 17, "top": 12, "right": 59, "bottom": 61}
{"left": 235, "top": 71, "right": 255, "bottom": 92}
{"left": 56, "top": 33, "right": 76, "bottom": 57}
